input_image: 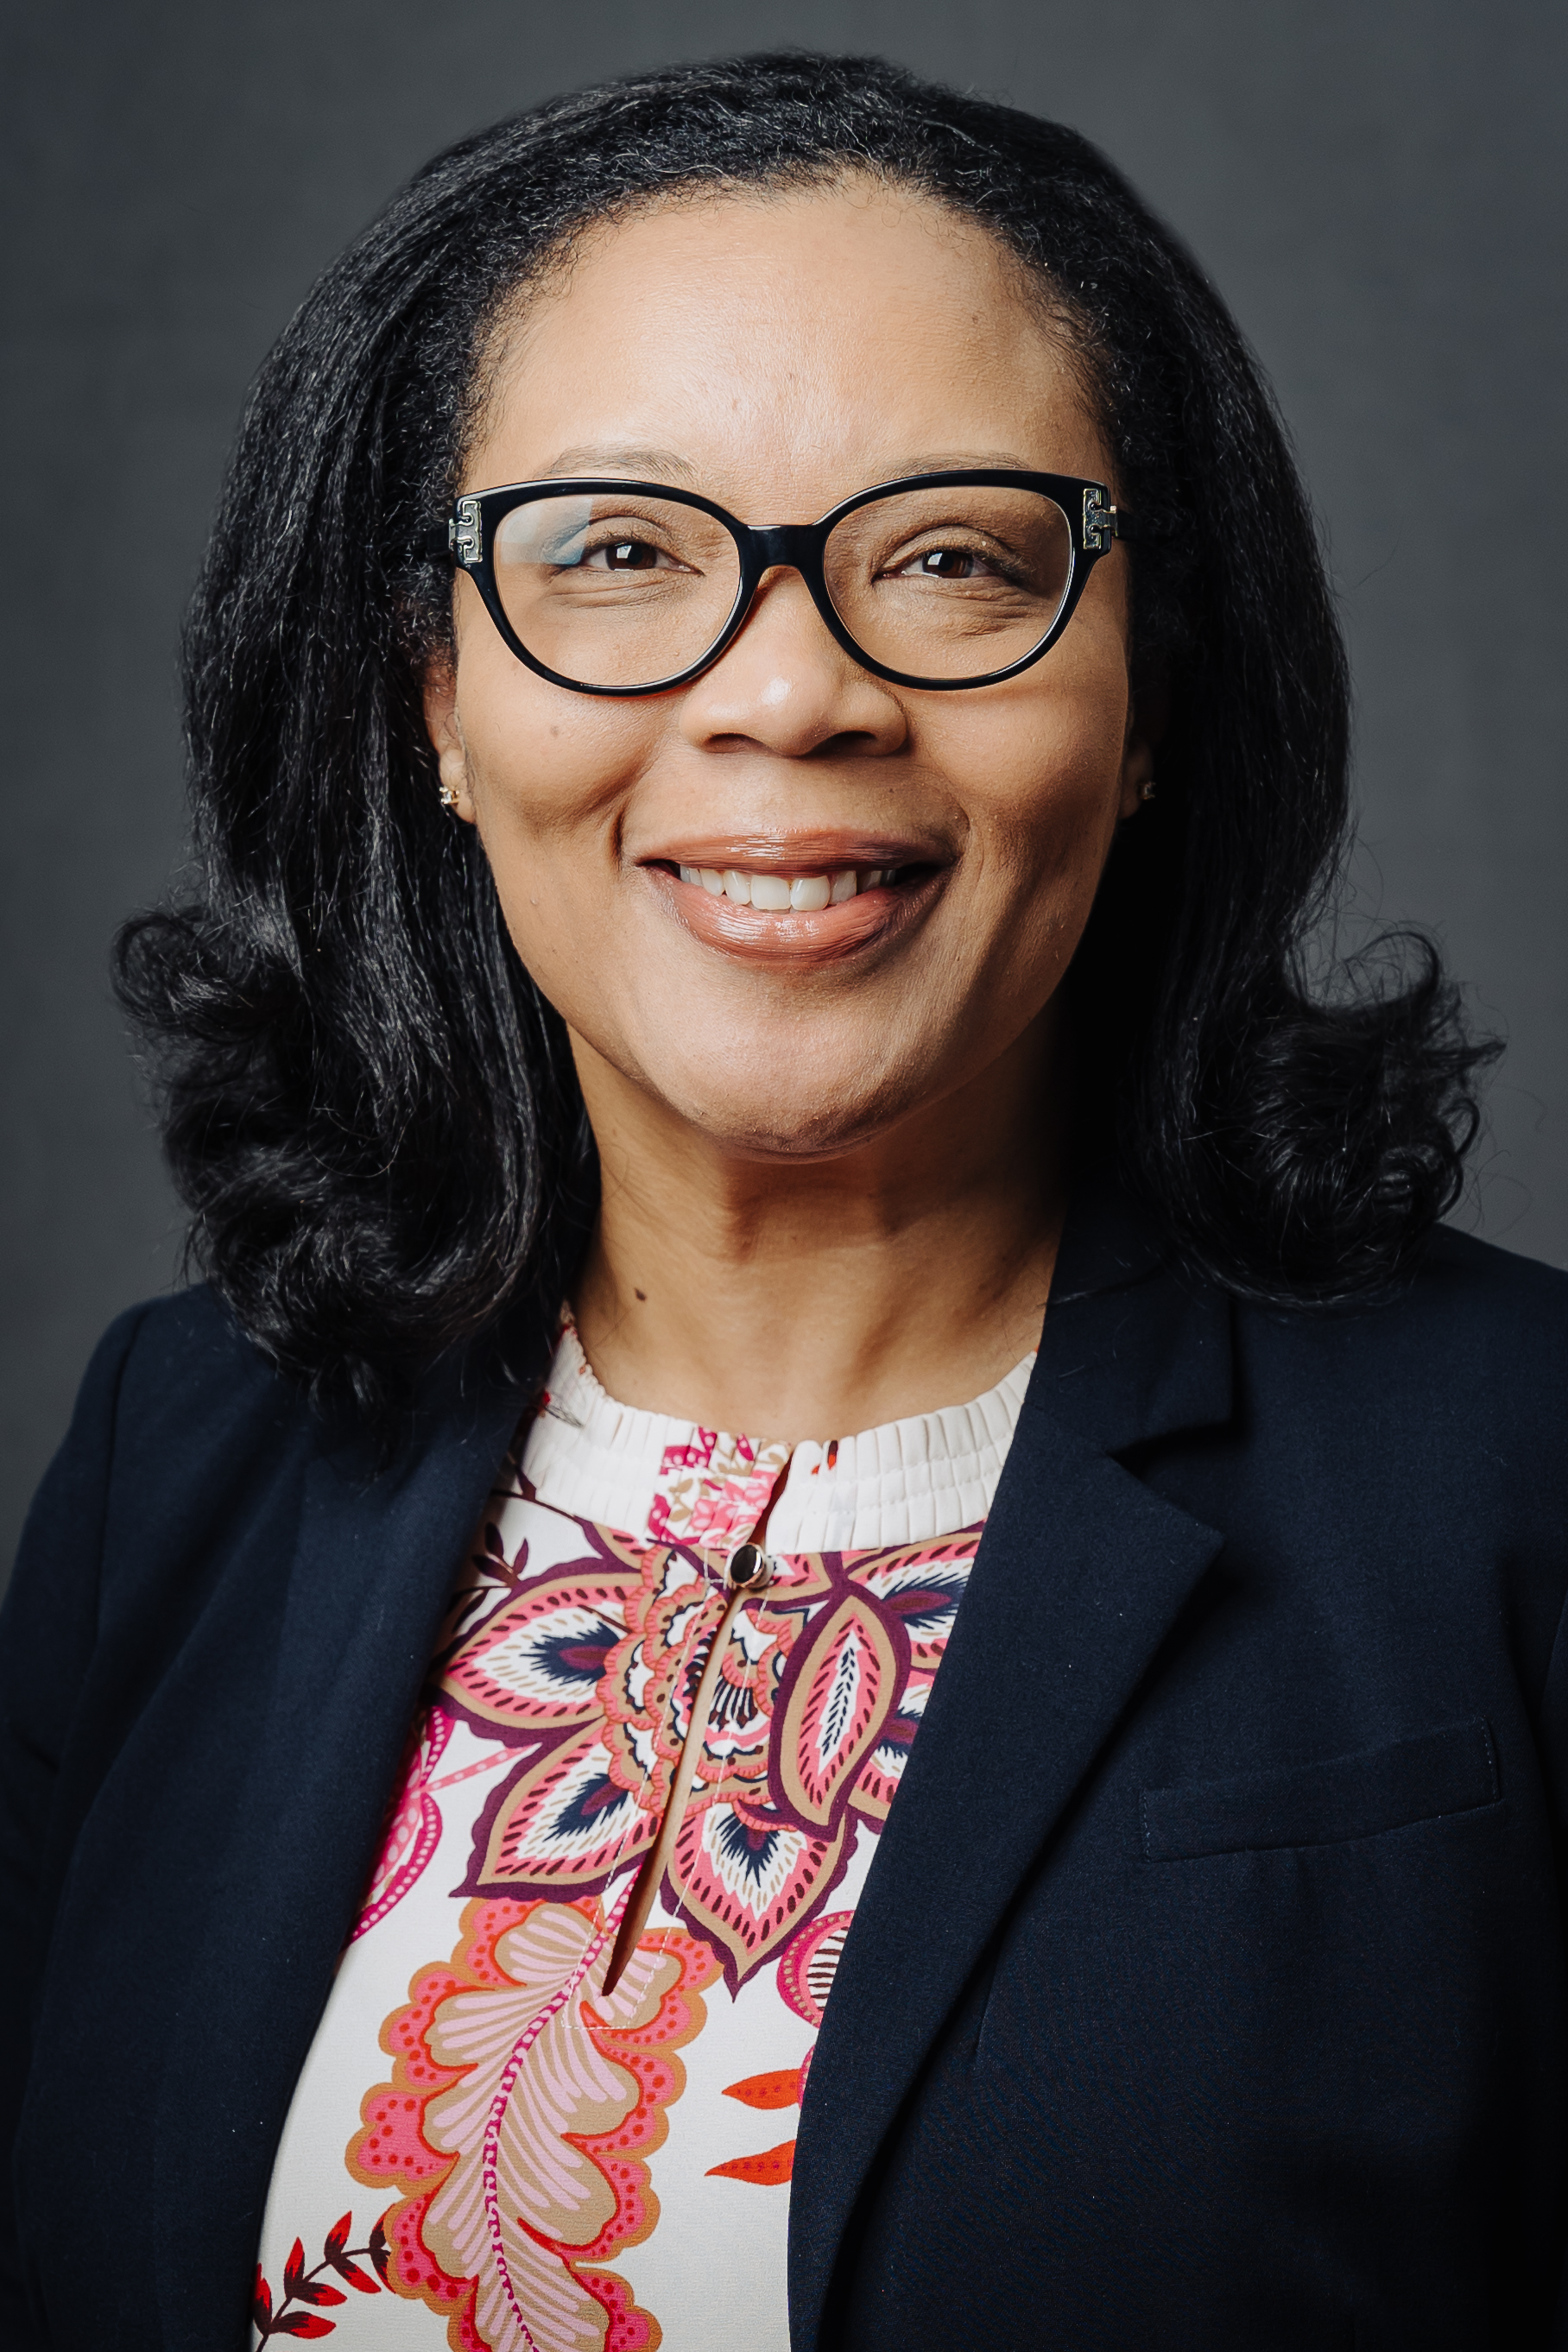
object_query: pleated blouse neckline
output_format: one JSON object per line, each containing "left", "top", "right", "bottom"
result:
{"left": 521, "top": 1315, "right": 1036, "bottom": 1552}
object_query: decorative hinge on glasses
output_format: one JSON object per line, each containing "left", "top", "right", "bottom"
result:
{"left": 1082, "top": 488, "right": 1116, "bottom": 553}
{"left": 452, "top": 496, "right": 483, "bottom": 566}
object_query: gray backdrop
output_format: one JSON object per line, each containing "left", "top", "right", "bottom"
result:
{"left": 4, "top": 0, "right": 1565, "bottom": 1577}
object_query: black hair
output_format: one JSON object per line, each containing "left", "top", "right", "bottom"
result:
{"left": 116, "top": 50, "right": 1494, "bottom": 1417}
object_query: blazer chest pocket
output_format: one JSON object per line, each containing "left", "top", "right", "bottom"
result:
{"left": 1141, "top": 1718, "right": 1500, "bottom": 1862}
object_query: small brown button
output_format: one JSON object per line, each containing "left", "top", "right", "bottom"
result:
{"left": 725, "top": 1541, "right": 774, "bottom": 1593}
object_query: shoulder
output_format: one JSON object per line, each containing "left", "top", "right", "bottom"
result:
{"left": 1407, "top": 1221, "right": 1568, "bottom": 1336}
{"left": 1252, "top": 1224, "right": 1565, "bottom": 1375}
{"left": 33, "top": 1285, "right": 312, "bottom": 1515}
{"left": 1230, "top": 1227, "right": 1568, "bottom": 1516}
{"left": 13, "top": 1286, "right": 293, "bottom": 1546}
{"left": 31, "top": 1286, "right": 320, "bottom": 1599}
{"left": 97, "top": 1285, "right": 332, "bottom": 1568}
{"left": 2, "top": 1287, "right": 309, "bottom": 1814}
{"left": 102, "top": 1280, "right": 300, "bottom": 1444}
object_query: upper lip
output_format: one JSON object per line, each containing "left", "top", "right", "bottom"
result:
{"left": 635, "top": 830, "right": 949, "bottom": 871}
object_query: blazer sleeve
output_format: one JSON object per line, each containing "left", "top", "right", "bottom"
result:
{"left": 0, "top": 1307, "right": 147, "bottom": 2345}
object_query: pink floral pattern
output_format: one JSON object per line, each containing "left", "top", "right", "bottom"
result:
{"left": 645, "top": 1427, "right": 790, "bottom": 1552}
{"left": 353, "top": 1713, "right": 453, "bottom": 1943}
{"left": 258, "top": 1327, "right": 1031, "bottom": 2352}
{"left": 433, "top": 1512, "right": 974, "bottom": 1989}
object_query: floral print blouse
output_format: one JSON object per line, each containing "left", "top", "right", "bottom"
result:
{"left": 254, "top": 1319, "right": 1033, "bottom": 2352}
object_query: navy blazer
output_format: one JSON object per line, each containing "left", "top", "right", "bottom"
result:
{"left": 3, "top": 1191, "right": 1568, "bottom": 2350}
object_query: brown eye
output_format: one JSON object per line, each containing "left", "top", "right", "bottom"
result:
{"left": 920, "top": 548, "right": 977, "bottom": 579}
{"left": 604, "top": 539, "right": 660, "bottom": 571}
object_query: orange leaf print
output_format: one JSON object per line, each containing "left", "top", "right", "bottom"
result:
{"left": 721, "top": 2069, "right": 801, "bottom": 2110}
{"left": 706, "top": 2140, "right": 796, "bottom": 2186}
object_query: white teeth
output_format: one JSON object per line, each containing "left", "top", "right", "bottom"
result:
{"left": 680, "top": 864, "right": 891, "bottom": 908}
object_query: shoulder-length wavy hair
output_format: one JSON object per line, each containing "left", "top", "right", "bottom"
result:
{"left": 117, "top": 50, "right": 1492, "bottom": 1418}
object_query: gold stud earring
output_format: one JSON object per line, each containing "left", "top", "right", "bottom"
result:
{"left": 439, "top": 781, "right": 460, "bottom": 811}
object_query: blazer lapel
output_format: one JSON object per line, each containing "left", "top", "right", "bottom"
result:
{"left": 789, "top": 1193, "right": 1231, "bottom": 2349}
{"left": 150, "top": 1328, "right": 547, "bottom": 2352}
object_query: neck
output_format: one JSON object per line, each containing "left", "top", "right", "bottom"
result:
{"left": 568, "top": 1008, "right": 1071, "bottom": 1442}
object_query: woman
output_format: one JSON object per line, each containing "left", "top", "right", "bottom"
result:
{"left": 3, "top": 49, "right": 1564, "bottom": 2352}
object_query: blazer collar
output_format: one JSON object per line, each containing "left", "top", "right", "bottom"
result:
{"left": 150, "top": 1312, "right": 551, "bottom": 2351}
{"left": 1033, "top": 1168, "right": 1233, "bottom": 1455}
{"left": 788, "top": 1176, "right": 1232, "bottom": 2349}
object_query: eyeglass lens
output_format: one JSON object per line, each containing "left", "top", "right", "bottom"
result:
{"left": 490, "top": 484, "right": 1075, "bottom": 688}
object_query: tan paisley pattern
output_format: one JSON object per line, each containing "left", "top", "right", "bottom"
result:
{"left": 350, "top": 1896, "right": 718, "bottom": 2352}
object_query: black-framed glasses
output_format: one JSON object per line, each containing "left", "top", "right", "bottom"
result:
{"left": 444, "top": 470, "right": 1129, "bottom": 696}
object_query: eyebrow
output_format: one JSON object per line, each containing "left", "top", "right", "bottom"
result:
{"left": 534, "top": 446, "right": 1046, "bottom": 492}
{"left": 539, "top": 446, "right": 703, "bottom": 484}
{"left": 883, "top": 450, "right": 1042, "bottom": 475}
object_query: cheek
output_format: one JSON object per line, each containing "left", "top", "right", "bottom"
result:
{"left": 465, "top": 701, "right": 637, "bottom": 838}
{"left": 450, "top": 585, "right": 657, "bottom": 834}
{"left": 456, "top": 671, "right": 658, "bottom": 952}
{"left": 950, "top": 660, "right": 1129, "bottom": 904}
{"left": 458, "top": 718, "right": 670, "bottom": 1040}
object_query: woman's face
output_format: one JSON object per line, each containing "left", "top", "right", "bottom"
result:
{"left": 428, "top": 180, "right": 1153, "bottom": 1160}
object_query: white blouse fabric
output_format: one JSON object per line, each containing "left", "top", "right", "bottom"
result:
{"left": 254, "top": 1320, "right": 1033, "bottom": 2352}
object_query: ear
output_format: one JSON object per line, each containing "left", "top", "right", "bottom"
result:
{"left": 422, "top": 658, "right": 477, "bottom": 823}
{"left": 1117, "top": 661, "right": 1170, "bottom": 823}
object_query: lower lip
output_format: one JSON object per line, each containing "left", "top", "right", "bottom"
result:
{"left": 640, "top": 867, "right": 942, "bottom": 967}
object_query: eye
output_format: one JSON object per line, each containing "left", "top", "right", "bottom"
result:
{"left": 887, "top": 543, "right": 1006, "bottom": 582}
{"left": 586, "top": 536, "right": 666, "bottom": 572}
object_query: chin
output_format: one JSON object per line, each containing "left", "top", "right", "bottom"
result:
{"left": 666, "top": 1068, "right": 917, "bottom": 1162}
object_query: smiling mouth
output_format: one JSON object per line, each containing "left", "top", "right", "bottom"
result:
{"left": 670, "top": 862, "right": 905, "bottom": 909}
{"left": 639, "top": 847, "right": 945, "bottom": 967}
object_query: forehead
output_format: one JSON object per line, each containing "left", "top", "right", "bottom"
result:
{"left": 469, "top": 180, "right": 1106, "bottom": 509}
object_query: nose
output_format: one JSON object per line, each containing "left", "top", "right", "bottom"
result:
{"left": 678, "top": 566, "right": 908, "bottom": 761}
